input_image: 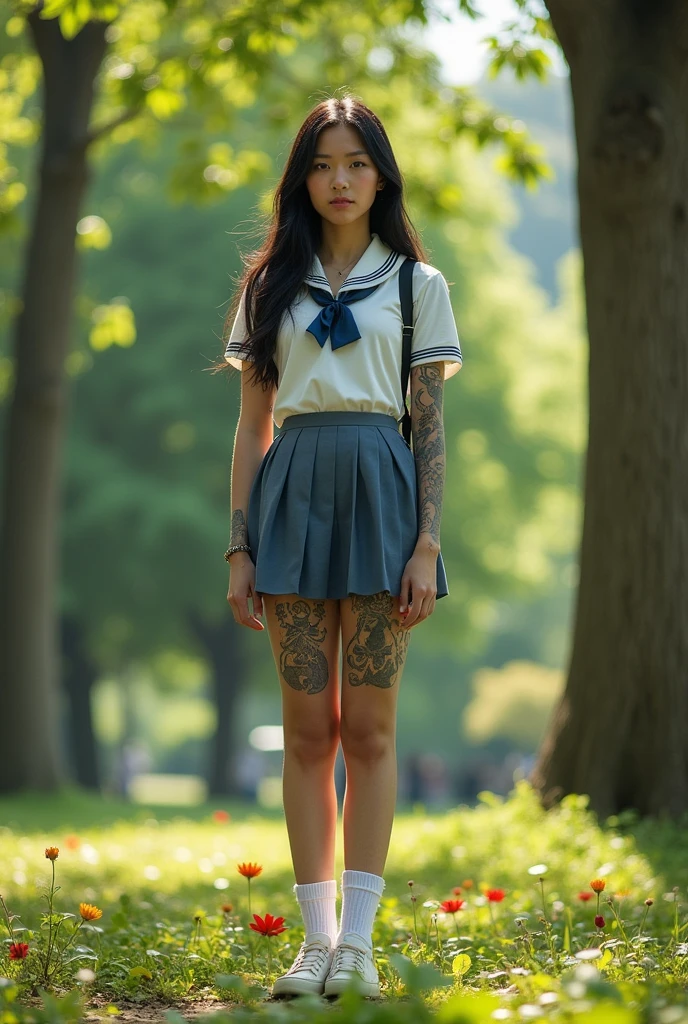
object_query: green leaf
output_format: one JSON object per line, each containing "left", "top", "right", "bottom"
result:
{"left": 452, "top": 953, "right": 471, "bottom": 977}
{"left": 389, "top": 952, "right": 453, "bottom": 993}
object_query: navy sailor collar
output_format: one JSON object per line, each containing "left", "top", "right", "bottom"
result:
{"left": 304, "top": 231, "right": 403, "bottom": 296}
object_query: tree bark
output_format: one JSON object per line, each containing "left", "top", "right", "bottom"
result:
{"left": 61, "top": 615, "right": 100, "bottom": 790}
{"left": 532, "top": 0, "right": 688, "bottom": 818}
{"left": 0, "top": 14, "right": 108, "bottom": 792}
{"left": 188, "top": 611, "right": 248, "bottom": 798}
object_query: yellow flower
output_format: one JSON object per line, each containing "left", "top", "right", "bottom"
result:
{"left": 45, "top": 847, "right": 59, "bottom": 861}
{"left": 79, "top": 902, "right": 103, "bottom": 921}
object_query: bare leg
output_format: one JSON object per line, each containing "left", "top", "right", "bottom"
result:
{"left": 263, "top": 594, "right": 341, "bottom": 883}
{"left": 338, "top": 591, "right": 410, "bottom": 875}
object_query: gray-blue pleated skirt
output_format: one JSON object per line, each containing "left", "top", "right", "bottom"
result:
{"left": 246, "top": 410, "right": 449, "bottom": 601}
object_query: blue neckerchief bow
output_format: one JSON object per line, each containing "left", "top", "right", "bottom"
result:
{"left": 305, "top": 284, "right": 380, "bottom": 350}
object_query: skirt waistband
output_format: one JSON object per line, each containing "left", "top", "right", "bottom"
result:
{"left": 279, "top": 411, "right": 400, "bottom": 432}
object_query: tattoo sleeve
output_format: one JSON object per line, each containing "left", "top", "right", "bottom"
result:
{"left": 230, "top": 508, "right": 248, "bottom": 546}
{"left": 411, "top": 363, "right": 445, "bottom": 546}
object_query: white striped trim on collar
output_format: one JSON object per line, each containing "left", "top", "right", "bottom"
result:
{"left": 305, "top": 232, "right": 403, "bottom": 294}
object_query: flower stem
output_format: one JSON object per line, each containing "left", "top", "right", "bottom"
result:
{"left": 247, "top": 878, "right": 255, "bottom": 972}
{"left": 606, "top": 899, "right": 631, "bottom": 955}
{"left": 43, "top": 860, "right": 56, "bottom": 985}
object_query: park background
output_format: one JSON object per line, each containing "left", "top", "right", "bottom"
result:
{"left": 0, "top": 3, "right": 583, "bottom": 815}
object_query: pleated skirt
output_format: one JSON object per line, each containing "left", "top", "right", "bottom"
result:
{"left": 246, "top": 410, "right": 449, "bottom": 601}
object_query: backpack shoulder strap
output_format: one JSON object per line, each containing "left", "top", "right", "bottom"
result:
{"left": 399, "top": 256, "right": 417, "bottom": 447}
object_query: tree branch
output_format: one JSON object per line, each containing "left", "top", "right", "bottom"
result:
{"left": 82, "top": 105, "right": 144, "bottom": 149}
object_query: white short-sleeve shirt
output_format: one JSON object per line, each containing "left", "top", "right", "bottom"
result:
{"left": 224, "top": 231, "right": 462, "bottom": 428}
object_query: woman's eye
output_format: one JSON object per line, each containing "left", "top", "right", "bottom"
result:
{"left": 313, "top": 161, "right": 366, "bottom": 170}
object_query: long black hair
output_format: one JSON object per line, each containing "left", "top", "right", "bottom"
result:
{"left": 215, "top": 94, "right": 428, "bottom": 390}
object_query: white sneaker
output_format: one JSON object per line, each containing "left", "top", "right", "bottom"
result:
{"left": 323, "top": 931, "right": 380, "bottom": 999}
{"left": 271, "top": 932, "right": 334, "bottom": 997}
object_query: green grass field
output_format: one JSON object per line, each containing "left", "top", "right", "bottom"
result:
{"left": 1, "top": 781, "right": 687, "bottom": 1023}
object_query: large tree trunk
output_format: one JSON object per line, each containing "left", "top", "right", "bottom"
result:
{"left": 61, "top": 615, "right": 100, "bottom": 790}
{"left": 532, "top": 0, "right": 688, "bottom": 818}
{"left": 188, "top": 612, "right": 248, "bottom": 798}
{"left": 0, "top": 14, "right": 108, "bottom": 792}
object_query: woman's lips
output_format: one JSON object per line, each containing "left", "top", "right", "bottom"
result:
{"left": 330, "top": 199, "right": 353, "bottom": 205}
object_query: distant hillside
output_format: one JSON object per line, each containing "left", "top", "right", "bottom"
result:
{"left": 476, "top": 69, "right": 576, "bottom": 302}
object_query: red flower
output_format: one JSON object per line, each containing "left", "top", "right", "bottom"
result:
{"left": 249, "top": 912, "right": 286, "bottom": 937}
{"left": 485, "top": 889, "right": 505, "bottom": 902}
{"left": 237, "top": 862, "right": 262, "bottom": 879}
{"left": 594, "top": 915, "right": 605, "bottom": 929}
{"left": 9, "top": 942, "right": 29, "bottom": 959}
{"left": 577, "top": 891, "right": 593, "bottom": 902}
{"left": 452, "top": 887, "right": 462, "bottom": 896}
{"left": 590, "top": 878, "right": 606, "bottom": 893}
{"left": 439, "top": 899, "right": 465, "bottom": 913}
{"left": 213, "top": 809, "right": 230, "bottom": 823}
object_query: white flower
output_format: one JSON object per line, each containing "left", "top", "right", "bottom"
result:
{"left": 527, "top": 864, "right": 548, "bottom": 876}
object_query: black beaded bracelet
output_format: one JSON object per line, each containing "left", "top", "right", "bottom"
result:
{"left": 224, "top": 544, "right": 252, "bottom": 562}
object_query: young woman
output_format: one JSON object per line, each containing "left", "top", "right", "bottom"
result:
{"left": 221, "top": 95, "right": 462, "bottom": 1000}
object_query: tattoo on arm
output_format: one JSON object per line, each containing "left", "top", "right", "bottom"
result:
{"left": 230, "top": 509, "right": 248, "bottom": 546}
{"left": 412, "top": 363, "right": 445, "bottom": 545}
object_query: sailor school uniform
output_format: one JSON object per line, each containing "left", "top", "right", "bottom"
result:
{"left": 224, "top": 231, "right": 462, "bottom": 426}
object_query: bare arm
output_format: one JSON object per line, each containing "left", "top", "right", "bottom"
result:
{"left": 227, "top": 364, "right": 276, "bottom": 629}
{"left": 412, "top": 362, "right": 445, "bottom": 555}
{"left": 398, "top": 362, "right": 445, "bottom": 628}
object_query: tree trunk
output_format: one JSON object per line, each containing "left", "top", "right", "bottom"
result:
{"left": 61, "top": 615, "right": 100, "bottom": 790}
{"left": 188, "top": 611, "right": 248, "bottom": 798}
{"left": 0, "top": 14, "right": 108, "bottom": 792}
{"left": 532, "top": 0, "right": 688, "bottom": 818}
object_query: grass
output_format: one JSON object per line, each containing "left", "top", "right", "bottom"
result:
{"left": 1, "top": 780, "right": 688, "bottom": 1023}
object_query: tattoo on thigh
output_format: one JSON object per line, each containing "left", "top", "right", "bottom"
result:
{"left": 275, "top": 599, "right": 329, "bottom": 694}
{"left": 345, "top": 592, "right": 410, "bottom": 689}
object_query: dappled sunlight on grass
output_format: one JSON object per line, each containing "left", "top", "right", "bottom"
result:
{"left": 1, "top": 781, "right": 688, "bottom": 1021}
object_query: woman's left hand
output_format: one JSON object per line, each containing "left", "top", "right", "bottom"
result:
{"left": 398, "top": 541, "right": 438, "bottom": 629}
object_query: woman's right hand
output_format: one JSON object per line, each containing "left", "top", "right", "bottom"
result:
{"left": 227, "top": 553, "right": 264, "bottom": 630}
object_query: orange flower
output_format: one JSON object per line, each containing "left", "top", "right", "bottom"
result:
{"left": 462, "top": 879, "right": 474, "bottom": 889}
{"left": 485, "top": 888, "right": 505, "bottom": 902}
{"left": 577, "top": 891, "right": 593, "bottom": 901}
{"left": 64, "top": 835, "right": 80, "bottom": 850}
{"left": 45, "top": 847, "right": 59, "bottom": 861}
{"left": 439, "top": 899, "right": 465, "bottom": 914}
{"left": 221, "top": 903, "right": 233, "bottom": 914}
{"left": 590, "top": 878, "right": 606, "bottom": 893}
{"left": 237, "top": 862, "right": 262, "bottom": 879}
{"left": 213, "top": 809, "right": 230, "bottom": 823}
{"left": 9, "top": 942, "right": 29, "bottom": 959}
{"left": 614, "top": 888, "right": 632, "bottom": 899}
{"left": 249, "top": 912, "right": 286, "bottom": 937}
{"left": 79, "top": 903, "right": 103, "bottom": 921}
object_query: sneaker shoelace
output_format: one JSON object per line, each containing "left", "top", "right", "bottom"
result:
{"left": 332, "top": 942, "right": 367, "bottom": 975}
{"left": 289, "top": 941, "right": 330, "bottom": 975}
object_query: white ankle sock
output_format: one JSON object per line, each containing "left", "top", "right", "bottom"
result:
{"left": 336, "top": 869, "right": 385, "bottom": 947}
{"left": 293, "top": 879, "right": 338, "bottom": 945}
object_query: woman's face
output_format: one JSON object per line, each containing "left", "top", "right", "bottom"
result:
{"left": 305, "top": 123, "right": 383, "bottom": 226}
